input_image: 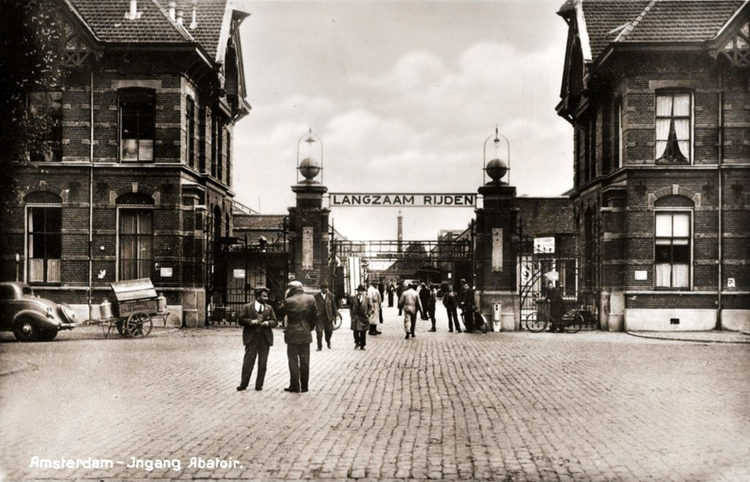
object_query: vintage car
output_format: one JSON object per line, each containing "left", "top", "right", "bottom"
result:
{"left": 0, "top": 282, "right": 77, "bottom": 342}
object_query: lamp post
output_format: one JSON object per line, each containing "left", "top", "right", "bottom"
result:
{"left": 483, "top": 126, "right": 511, "bottom": 185}
{"left": 15, "top": 253, "right": 20, "bottom": 282}
{"left": 297, "top": 128, "right": 323, "bottom": 184}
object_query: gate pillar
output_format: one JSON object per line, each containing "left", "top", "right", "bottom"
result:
{"left": 289, "top": 180, "right": 330, "bottom": 290}
{"left": 475, "top": 162, "right": 519, "bottom": 330}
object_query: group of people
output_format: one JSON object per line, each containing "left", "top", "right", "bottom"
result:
{"left": 236, "top": 277, "right": 480, "bottom": 393}
{"left": 236, "top": 280, "right": 339, "bottom": 393}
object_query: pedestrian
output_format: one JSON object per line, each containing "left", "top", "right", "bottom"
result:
{"left": 283, "top": 281, "right": 318, "bottom": 393}
{"left": 398, "top": 283, "right": 423, "bottom": 339}
{"left": 237, "top": 287, "right": 278, "bottom": 392}
{"left": 350, "top": 284, "right": 371, "bottom": 350}
{"left": 387, "top": 281, "right": 395, "bottom": 307}
{"left": 442, "top": 284, "right": 461, "bottom": 333}
{"left": 378, "top": 280, "right": 385, "bottom": 301}
{"left": 418, "top": 283, "right": 430, "bottom": 320}
{"left": 428, "top": 284, "right": 438, "bottom": 332}
{"left": 396, "top": 281, "right": 405, "bottom": 315}
{"left": 546, "top": 282, "right": 566, "bottom": 333}
{"left": 459, "top": 279, "right": 475, "bottom": 332}
{"left": 314, "top": 281, "right": 339, "bottom": 351}
{"left": 367, "top": 281, "right": 382, "bottom": 335}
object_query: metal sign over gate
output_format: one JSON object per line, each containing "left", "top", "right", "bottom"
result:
{"left": 329, "top": 193, "right": 477, "bottom": 207}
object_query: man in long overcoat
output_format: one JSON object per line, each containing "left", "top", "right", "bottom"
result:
{"left": 418, "top": 283, "right": 430, "bottom": 320}
{"left": 237, "top": 287, "right": 278, "bottom": 391}
{"left": 350, "top": 284, "right": 371, "bottom": 350}
{"left": 314, "top": 281, "right": 339, "bottom": 351}
{"left": 283, "top": 281, "right": 318, "bottom": 393}
{"left": 367, "top": 282, "right": 382, "bottom": 335}
{"left": 398, "top": 283, "right": 423, "bottom": 339}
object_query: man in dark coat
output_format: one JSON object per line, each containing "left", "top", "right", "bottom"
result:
{"left": 283, "top": 281, "right": 318, "bottom": 393}
{"left": 314, "top": 281, "right": 339, "bottom": 351}
{"left": 442, "top": 285, "right": 461, "bottom": 333}
{"left": 350, "top": 284, "right": 371, "bottom": 350}
{"left": 459, "top": 279, "right": 475, "bottom": 332}
{"left": 546, "top": 282, "right": 566, "bottom": 333}
{"left": 418, "top": 283, "right": 430, "bottom": 320}
{"left": 396, "top": 281, "right": 405, "bottom": 315}
{"left": 237, "top": 287, "right": 278, "bottom": 391}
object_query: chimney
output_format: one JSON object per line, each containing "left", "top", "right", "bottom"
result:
{"left": 168, "top": 1, "right": 176, "bottom": 21}
{"left": 189, "top": 0, "right": 197, "bottom": 29}
{"left": 176, "top": 7, "right": 184, "bottom": 26}
{"left": 128, "top": 0, "right": 137, "bottom": 20}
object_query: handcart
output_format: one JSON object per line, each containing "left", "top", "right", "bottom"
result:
{"left": 85, "top": 278, "right": 170, "bottom": 338}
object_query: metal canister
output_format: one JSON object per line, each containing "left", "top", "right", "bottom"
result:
{"left": 100, "top": 298, "right": 112, "bottom": 319}
{"left": 157, "top": 293, "right": 168, "bottom": 313}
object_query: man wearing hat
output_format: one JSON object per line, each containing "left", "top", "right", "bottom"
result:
{"left": 283, "top": 280, "right": 318, "bottom": 393}
{"left": 349, "top": 284, "right": 371, "bottom": 350}
{"left": 237, "top": 287, "right": 278, "bottom": 391}
{"left": 314, "top": 280, "right": 339, "bottom": 351}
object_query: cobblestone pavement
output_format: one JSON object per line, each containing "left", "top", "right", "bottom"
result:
{"left": 1, "top": 305, "right": 749, "bottom": 482}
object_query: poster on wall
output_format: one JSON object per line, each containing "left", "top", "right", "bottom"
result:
{"left": 302, "top": 226, "right": 314, "bottom": 270}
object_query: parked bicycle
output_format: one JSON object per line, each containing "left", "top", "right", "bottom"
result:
{"left": 525, "top": 308, "right": 585, "bottom": 333}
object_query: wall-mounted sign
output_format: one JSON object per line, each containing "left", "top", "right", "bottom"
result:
{"left": 302, "top": 226, "right": 314, "bottom": 270}
{"left": 492, "top": 228, "right": 503, "bottom": 272}
{"left": 634, "top": 270, "right": 647, "bottom": 280}
{"left": 330, "top": 193, "right": 476, "bottom": 207}
{"left": 233, "top": 269, "right": 246, "bottom": 279}
{"left": 160, "top": 267, "right": 173, "bottom": 278}
{"left": 545, "top": 270, "right": 559, "bottom": 281}
{"left": 728, "top": 278, "right": 736, "bottom": 288}
{"left": 533, "top": 237, "right": 555, "bottom": 254}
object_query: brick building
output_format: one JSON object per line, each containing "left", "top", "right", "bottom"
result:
{"left": 557, "top": 0, "right": 750, "bottom": 331}
{"left": 0, "top": 0, "right": 250, "bottom": 326}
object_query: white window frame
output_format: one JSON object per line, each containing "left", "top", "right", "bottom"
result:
{"left": 25, "top": 204, "right": 63, "bottom": 284}
{"left": 654, "top": 208, "right": 693, "bottom": 290}
{"left": 654, "top": 90, "right": 694, "bottom": 165}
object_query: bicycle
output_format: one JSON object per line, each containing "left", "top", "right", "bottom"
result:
{"left": 460, "top": 305, "right": 488, "bottom": 334}
{"left": 525, "top": 308, "right": 584, "bottom": 333}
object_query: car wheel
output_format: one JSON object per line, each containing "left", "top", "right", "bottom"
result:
{"left": 13, "top": 317, "right": 39, "bottom": 342}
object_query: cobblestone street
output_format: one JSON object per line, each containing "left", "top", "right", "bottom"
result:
{"left": 1, "top": 306, "right": 749, "bottom": 482}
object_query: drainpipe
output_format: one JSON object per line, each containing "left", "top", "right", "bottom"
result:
{"left": 717, "top": 70, "right": 723, "bottom": 330}
{"left": 88, "top": 69, "right": 94, "bottom": 319}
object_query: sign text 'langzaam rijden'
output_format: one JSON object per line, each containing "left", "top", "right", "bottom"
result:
{"left": 329, "top": 193, "right": 477, "bottom": 207}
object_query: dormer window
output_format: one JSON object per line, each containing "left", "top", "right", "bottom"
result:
{"left": 655, "top": 92, "right": 691, "bottom": 164}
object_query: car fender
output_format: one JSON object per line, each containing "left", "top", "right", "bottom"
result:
{"left": 12, "top": 310, "right": 58, "bottom": 330}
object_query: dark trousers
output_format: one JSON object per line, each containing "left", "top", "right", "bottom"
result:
{"left": 428, "top": 306, "right": 436, "bottom": 329}
{"left": 286, "top": 344, "right": 310, "bottom": 391}
{"left": 240, "top": 336, "right": 270, "bottom": 389}
{"left": 315, "top": 321, "right": 333, "bottom": 349}
{"left": 447, "top": 307, "right": 461, "bottom": 332}
{"left": 353, "top": 330, "right": 367, "bottom": 348}
{"left": 388, "top": 292, "right": 394, "bottom": 307}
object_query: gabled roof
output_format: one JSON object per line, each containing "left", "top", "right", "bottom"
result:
{"left": 562, "top": 0, "right": 746, "bottom": 64}
{"left": 65, "top": 0, "right": 247, "bottom": 62}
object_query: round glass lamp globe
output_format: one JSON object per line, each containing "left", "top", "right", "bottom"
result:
{"left": 486, "top": 158, "right": 508, "bottom": 182}
{"left": 299, "top": 157, "right": 321, "bottom": 180}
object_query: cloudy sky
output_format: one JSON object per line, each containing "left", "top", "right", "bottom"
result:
{"left": 233, "top": 0, "right": 572, "bottom": 240}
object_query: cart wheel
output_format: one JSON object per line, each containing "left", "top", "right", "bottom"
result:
{"left": 333, "top": 312, "right": 342, "bottom": 331}
{"left": 565, "top": 313, "right": 584, "bottom": 334}
{"left": 525, "top": 312, "right": 548, "bottom": 333}
{"left": 125, "top": 312, "right": 153, "bottom": 338}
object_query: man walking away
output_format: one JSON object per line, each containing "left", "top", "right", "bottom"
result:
{"left": 367, "top": 281, "right": 382, "bottom": 335}
{"left": 237, "top": 287, "right": 278, "bottom": 391}
{"left": 283, "top": 281, "right": 317, "bottom": 393}
{"left": 314, "top": 281, "right": 339, "bottom": 351}
{"left": 398, "top": 283, "right": 423, "bottom": 339}
{"left": 350, "top": 284, "right": 370, "bottom": 349}
{"left": 442, "top": 285, "right": 461, "bottom": 333}
{"left": 428, "top": 284, "right": 438, "bottom": 332}
{"left": 396, "top": 281, "right": 405, "bottom": 315}
{"left": 418, "top": 283, "right": 430, "bottom": 320}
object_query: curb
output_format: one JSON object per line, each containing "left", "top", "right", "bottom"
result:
{"left": 626, "top": 331, "right": 750, "bottom": 345}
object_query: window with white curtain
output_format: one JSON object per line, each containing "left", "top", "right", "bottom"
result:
{"left": 120, "top": 88, "right": 155, "bottom": 161}
{"left": 655, "top": 92, "right": 691, "bottom": 164}
{"left": 119, "top": 209, "right": 154, "bottom": 280}
{"left": 655, "top": 212, "right": 691, "bottom": 289}
{"left": 27, "top": 207, "right": 62, "bottom": 283}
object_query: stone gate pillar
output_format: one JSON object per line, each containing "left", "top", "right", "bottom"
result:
{"left": 475, "top": 159, "right": 519, "bottom": 330}
{"left": 288, "top": 158, "right": 330, "bottom": 289}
